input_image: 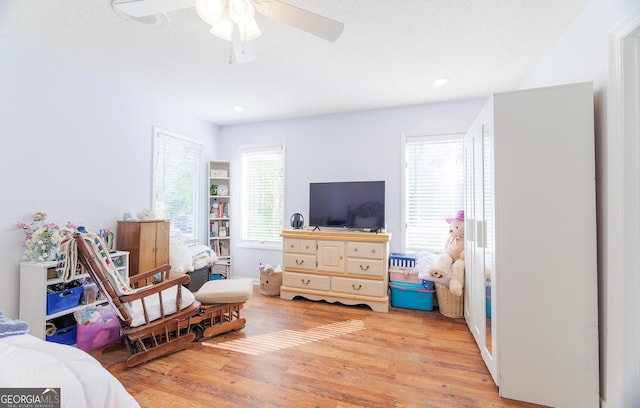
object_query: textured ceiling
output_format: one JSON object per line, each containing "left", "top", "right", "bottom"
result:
{"left": 0, "top": 0, "right": 590, "bottom": 125}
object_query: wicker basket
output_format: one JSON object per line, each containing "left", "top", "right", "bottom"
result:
{"left": 259, "top": 269, "right": 282, "bottom": 296}
{"left": 435, "top": 282, "right": 464, "bottom": 318}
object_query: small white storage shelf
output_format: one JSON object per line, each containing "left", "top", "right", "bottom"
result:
{"left": 19, "top": 251, "right": 129, "bottom": 340}
{"left": 208, "top": 160, "right": 231, "bottom": 277}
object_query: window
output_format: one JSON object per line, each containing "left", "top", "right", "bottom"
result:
{"left": 403, "top": 133, "right": 464, "bottom": 253}
{"left": 152, "top": 127, "right": 203, "bottom": 244}
{"left": 241, "top": 144, "right": 284, "bottom": 248}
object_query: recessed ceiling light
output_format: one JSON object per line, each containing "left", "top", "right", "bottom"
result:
{"left": 433, "top": 77, "right": 449, "bottom": 86}
{"left": 233, "top": 106, "right": 244, "bottom": 112}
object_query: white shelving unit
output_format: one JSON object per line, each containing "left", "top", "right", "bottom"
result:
{"left": 19, "top": 251, "right": 129, "bottom": 340}
{"left": 208, "top": 160, "right": 231, "bottom": 278}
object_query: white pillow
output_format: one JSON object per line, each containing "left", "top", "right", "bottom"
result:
{"left": 169, "top": 240, "right": 194, "bottom": 277}
{"left": 124, "top": 286, "right": 196, "bottom": 328}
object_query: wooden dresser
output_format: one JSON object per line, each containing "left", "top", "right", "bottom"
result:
{"left": 280, "top": 230, "right": 391, "bottom": 312}
{"left": 117, "top": 220, "right": 170, "bottom": 285}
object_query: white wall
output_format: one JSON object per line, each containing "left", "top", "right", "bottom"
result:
{"left": 217, "top": 100, "right": 485, "bottom": 280}
{"left": 0, "top": 37, "right": 220, "bottom": 319}
{"left": 517, "top": 0, "right": 640, "bottom": 407}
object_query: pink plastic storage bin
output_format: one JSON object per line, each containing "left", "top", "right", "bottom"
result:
{"left": 76, "top": 313, "right": 121, "bottom": 352}
{"left": 389, "top": 267, "right": 421, "bottom": 284}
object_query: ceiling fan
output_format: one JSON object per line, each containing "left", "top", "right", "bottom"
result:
{"left": 111, "top": 0, "right": 344, "bottom": 63}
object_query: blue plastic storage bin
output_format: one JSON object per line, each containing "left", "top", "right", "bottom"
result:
{"left": 46, "top": 324, "right": 77, "bottom": 345}
{"left": 389, "top": 281, "right": 435, "bottom": 311}
{"left": 46, "top": 286, "right": 83, "bottom": 315}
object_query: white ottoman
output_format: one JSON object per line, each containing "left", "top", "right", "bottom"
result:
{"left": 195, "top": 278, "right": 254, "bottom": 304}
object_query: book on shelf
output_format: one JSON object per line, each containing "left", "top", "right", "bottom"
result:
{"left": 219, "top": 241, "right": 230, "bottom": 257}
{"left": 210, "top": 169, "right": 228, "bottom": 178}
{"left": 212, "top": 260, "right": 230, "bottom": 277}
{"left": 209, "top": 201, "right": 228, "bottom": 219}
{"left": 219, "top": 220, "right": 228, "bottom": 237}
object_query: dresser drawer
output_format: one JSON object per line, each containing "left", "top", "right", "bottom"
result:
{"left": 345, "top": 258, "right": 385, "bottom": 278}
{"left": 283, "top": 272, "right": 330, "bottom": 291}
{"left": 346, "top": 242, "right": 385, "bottom": 260}
{"left": 284, "top": 253, "right": 316, "bottom": 271}
{"left": 331, "top": 277, "right": 386, "bottom": 297}
{"left": 283, "top": 238, "right": 316, "bottom": 254}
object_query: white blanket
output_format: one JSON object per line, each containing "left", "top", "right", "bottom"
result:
{"left": 0, "top": 334, "right": 139, "bottom": 408}
{"left": 124, "top": 284, "right": 196, "bottom": 328}
{"left": 415, "top": 251, "right": 453, "bottom": 284}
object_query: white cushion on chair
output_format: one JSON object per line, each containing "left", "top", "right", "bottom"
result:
{"left": 195, "top": 279, "right": 253, "bottom": 304}
{"left": 124, "top": 286, "right": 196, "bottom": 328}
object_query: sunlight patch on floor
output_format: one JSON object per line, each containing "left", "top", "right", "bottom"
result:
{"left": 202, "top": 319, "right": 365, "bottom": 356}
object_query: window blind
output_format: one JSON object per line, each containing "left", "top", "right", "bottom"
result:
{"left": 405, "top": 135, "right": 464, "bottom": 253}
{"left": 152, "top": 128, "right": 203, "bottom": 244}
{"left": 241, "top": 145, "right": 284, "bottom": 244}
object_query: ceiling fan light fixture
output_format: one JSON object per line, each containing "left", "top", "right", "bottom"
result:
{"left": 229, "top": 0, "right": 255, "bottom": 25}
{"left": 195, "top": 0, "right": 225, "bottom": 26}
{"left": 209, "top": 7, "right": 234, "bottom": 41}
{"left": 239, "top": 18, "right": 262, "bottom": 41}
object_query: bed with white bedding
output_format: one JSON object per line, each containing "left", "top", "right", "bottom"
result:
{"left": 0, "top": 333, "right": 139, "bottom": 408}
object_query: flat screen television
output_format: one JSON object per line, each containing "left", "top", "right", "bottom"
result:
{"left": 309, "top": 181, "right": 385, "bottom": 230}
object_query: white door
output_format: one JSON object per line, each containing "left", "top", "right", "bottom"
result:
{"left": 464, "top": 100, "right": 497, "bottom": 384}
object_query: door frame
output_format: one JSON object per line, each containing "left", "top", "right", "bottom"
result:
{"left": 605, "top": 7, "right": 640, "bottom": 408}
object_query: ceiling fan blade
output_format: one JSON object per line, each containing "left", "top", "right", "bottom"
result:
{"left": 112, "top": 0, "right": 195, "bottom": 18}
{"left": 254, "top": 0, "right": 344, "bottom": 42}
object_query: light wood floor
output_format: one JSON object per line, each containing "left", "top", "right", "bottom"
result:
{"left": 92, "top": 286, "right": 545, "bottom": 408}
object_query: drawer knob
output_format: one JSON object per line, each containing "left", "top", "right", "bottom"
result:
{"left": 360, "top": 264, "right": 370, "bottom": 271}
{"left": 296, "top": 259, "right": 304, "bottom": 265}
{"left": 301, "top": 279, "right": 310, "bottom": 285}
{"left": 352, "top": 284, "right": 362, "bottom": 290}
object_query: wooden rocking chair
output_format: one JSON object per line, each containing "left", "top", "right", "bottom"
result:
{"left": 71, "top": 232, "right": 199, "bottom": 367}
{"left": 68, "top": 232, "right": 249, "bottom": 368}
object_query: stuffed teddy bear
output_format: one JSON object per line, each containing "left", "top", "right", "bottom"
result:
{"left": 428, "top": 210, "right": 465, "bottom": 296}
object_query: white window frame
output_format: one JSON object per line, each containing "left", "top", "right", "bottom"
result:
{"left": 152, "top": 126, "right": 204, "bottom": 245}
{"left": 239, "top": 143, "right": 285, "bottom": 250}
{"left": 401, "top": 130, "right": 466, "bottom": 254}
